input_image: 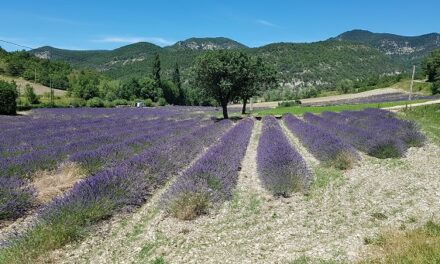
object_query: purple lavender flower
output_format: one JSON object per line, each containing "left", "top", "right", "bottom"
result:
{"left": 283, "top": 114, "right": 359, "bottom": 169}
{"left": 162, "top": 119, "right": 254, "bottom": 218}
{"left": 257, "top": 116, "right": 312, "bottom": 197}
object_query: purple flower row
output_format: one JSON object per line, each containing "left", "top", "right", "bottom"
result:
{"left": 283, "top": 114, "right": 359, "bottom": 169}
{"left": 303, "top": 112, "right": 406, "bottom": 159}
{"left": 257, "top": 116, "right": 312, "bottom": 196}
{"left": 162, "top": 118, "right": 254, "bottom": 216}
{"left": 39, "top": 119, "right": 233, "bottom": 225}
{"left": 334, "top": 109, "right": 426, "bottom": 147}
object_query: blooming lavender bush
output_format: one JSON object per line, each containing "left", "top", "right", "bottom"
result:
{"left": 283, "top": 114, "right": 359, "bottom": 169}
{"left": 304, "top": 112, "right": 406, "bottom": 159}
{"left": 257, "top": 116, "right": 312, "bottom": 196}
{"left": 339, "top": 109, "right": 426, "bottom": 148}
{"left": 162, "top": 118, "right": 254, "bottom": 219}
{"left": 0, "top": 177, "right": 35, "bottom": 220}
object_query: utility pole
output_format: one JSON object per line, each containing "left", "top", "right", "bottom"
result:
{"left": 50, "top": 75, "right": 54, "bottom": 106}
{"left": 409, "top": 65, "right": 415, "bottom": 101}
{"left": 34, "top": 68, "right": 37, "bottom": 84}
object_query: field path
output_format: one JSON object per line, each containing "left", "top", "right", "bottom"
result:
{"left": 229, "top": 87, "right": 407, "bottom": 109}
{"left": 382, "top": 98, "right": 440, "bottom": 110}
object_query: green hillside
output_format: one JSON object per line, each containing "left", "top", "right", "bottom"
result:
{"left": 335, "top": 29, "right": 440, "bottom": 69}
{"left": 26, "top": 30, "right": 440, "bottom": 91}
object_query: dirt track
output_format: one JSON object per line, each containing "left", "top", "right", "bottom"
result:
{"left": 229, "top": 88, "right": 408, "bottom": 109}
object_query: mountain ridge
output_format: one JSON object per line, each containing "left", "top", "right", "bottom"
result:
{"left": 28, "top": 30, "right": 440, "bottom": 89}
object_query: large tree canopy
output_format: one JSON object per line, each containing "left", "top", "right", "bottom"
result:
{"left": 422, "top": 48, "right": 440, "bottom": 94}
{"left": 193, "top": 50, "right": 277, "bottom": 118}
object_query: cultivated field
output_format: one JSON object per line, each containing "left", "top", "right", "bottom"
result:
{"left": 0, "top": 75, "right": 67, "bottom": 96}
{"left": 0, "top": 106, "right": 439, "bottom": 263}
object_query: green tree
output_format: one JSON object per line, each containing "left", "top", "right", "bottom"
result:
{"left": 152, "top": 53, "right": 161, "bottom": 83}
{"left": 337, "top": 79, "right": 354, "bottom": 94}
{"left": 139, "top": 77, "right": 160, "bottom": 101}
{"left": 423, "top": 49, "right": 440, "bottom": 82}
{"left": 68, "top": 70, "right": 100, "bottom": 100}
{"left": 0, "top": 80, "right": 18, "bottom": 115}
{"left": 193, "top": 50, "right": 254, "bottom": 119}
{"left": 172, "top": 63, "right": 185, "bottom": 105}
{"left": 24, "top": 84, "right": 39, "bottom": 104}
{"left": 238, "top": 57, "right": 278, "bottom": 114}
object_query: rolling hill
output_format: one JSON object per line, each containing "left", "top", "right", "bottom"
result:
{"left": 29, "top": 30, "right": 440, "bottom": 90}
{"left": 334, "top": 29, "right": 440, "bottom": 67}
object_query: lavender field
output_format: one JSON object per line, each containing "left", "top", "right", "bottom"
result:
{"left": 0, "top": 106, "right": 430, "bottom": 263}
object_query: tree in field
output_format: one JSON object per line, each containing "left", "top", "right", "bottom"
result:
{"left": 24, "top": 84, "right": 39, "bottom": 104}
{"left": 152, "top": 54, "right": 161, "bottom": 83}
{"left": 193, "top": 51, "right": 250, "bottom": 119}
{"left": 193, "top": 50, "right": 278, "bottom": 118}
{"left": 68, "top": 70, "right": 100, "bottom": 100}
{"left": 172, "top": 63, "right": 185, "bottom": 105}
{"left": 238, "top": 57, "right": 278, "bottom": 114}
{"left": 336, "top": 79, "right": 354, "bottom": 94}
{"left": 0, "top": 80, "right": 18, "bottom": 115}
{"left": 422, "top": 49, "right": 440, "bottom": 94}
{"left": 423, "top": 49, "right": 440, "bottom": 82}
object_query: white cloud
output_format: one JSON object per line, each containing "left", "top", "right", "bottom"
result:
{"left": 93, "top": 36, "right": 174, "bottom": 46}
{"left": 256, "top": 19, "right": 277, "bottom": 27}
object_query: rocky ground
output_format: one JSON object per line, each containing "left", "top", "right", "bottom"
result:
{"left": 41, "top": 120, "right": 440, "bottom": 264}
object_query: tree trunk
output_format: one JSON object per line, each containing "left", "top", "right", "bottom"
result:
{"left": 241, "top": 98, "right": 247, "bottom": 115}
{"left": 221, "top": 103, "right": 229, "bottom": 119}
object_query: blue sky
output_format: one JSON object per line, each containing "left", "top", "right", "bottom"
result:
{"left": 1, "top": 0, "right": 439, "bottom": 51}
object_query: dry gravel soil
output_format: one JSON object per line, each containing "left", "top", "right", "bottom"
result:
{"left": 27, "top": 120, "right": 440, "bottom": 263}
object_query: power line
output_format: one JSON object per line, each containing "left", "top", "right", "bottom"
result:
{"left": 0, "top": 39, "right": 35, "bottom": 50}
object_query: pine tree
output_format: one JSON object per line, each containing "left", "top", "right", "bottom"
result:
{"left": 152, "top": 54, "right": 161, "bottom": 83}
{"left": 172, "top": 63, "right": 185, "bottom": 104}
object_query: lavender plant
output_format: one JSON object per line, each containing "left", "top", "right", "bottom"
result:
{"left": 162, "top": 118, "right": 254, "bottom": 219}
{"left": 283, "top": 114, "right": 359, "bottom": 169}
{"left": 304, "top": 112, "right": 406, "bottom": 159}
{"left": 0, "top": 177, "right": 35, "bottom": 220}
{"left": 257, "top": 116, "right": 312, "bottom": 197}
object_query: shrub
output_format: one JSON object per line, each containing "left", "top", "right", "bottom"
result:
{"left": 278, "top": 100, "right": 301, "bottom": 107}
{"left": 432, "top": 81, "right": 440, "bottom": 95}
{"left": 86, "top": 97, "right": 104, "bottom": 107}
{"left": 112, "top": 98, "right": 129, "bottom": 106}
{"left": 144, "top": 98, "right": 153, "bottom": 107}
{"left": 0, "top": 80, "right": 18, "bottom": 115}
{"left": 0, "top": 177, "right": 35, "bottom": 220}
{"left": 157, "top": 97, "right": 167, "bottom": 106}
{"left": 24, "top": 84, "right": 39, "bottom": 104}
{"left": 167, "top": 192, "right": 209, "bottom": 220}
{"left": 68, "top": 98, "right": 87, "bottom": 107}
{"left": 103, "top": 100, "right": 115, "bottom": 108}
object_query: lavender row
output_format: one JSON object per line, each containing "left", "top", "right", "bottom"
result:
{"left": 303, "top": 113, "right": 405, "bottom": 159}
{"left": 283, "top": 114, "right": 359, "bottom": 169}
{"left": 162, "top": 118, "right": 254, "bottom": 219}
{"left": 69, "top": 118, "right": 208, "bottom": 173}
{"left": 257, "top": 116, "right": 312, "bottom": 197}
{"left": 336, "top": 109, "right": 425, "bottom": 147}
{"left": 0, "top": 118, "right": 210, "bottom": 221}
{"left": 0, "top": 118, "right": 196, "bottom": 179}
{"left": 38, "top": 119, "right": 232, "bottom": 229}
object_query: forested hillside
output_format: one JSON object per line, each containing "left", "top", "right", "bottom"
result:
{"left": 335, "top": 29, "right": 440, "bottom": 68}
{"left": 10, "top": 29, "right": 439, "bottom": 97}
